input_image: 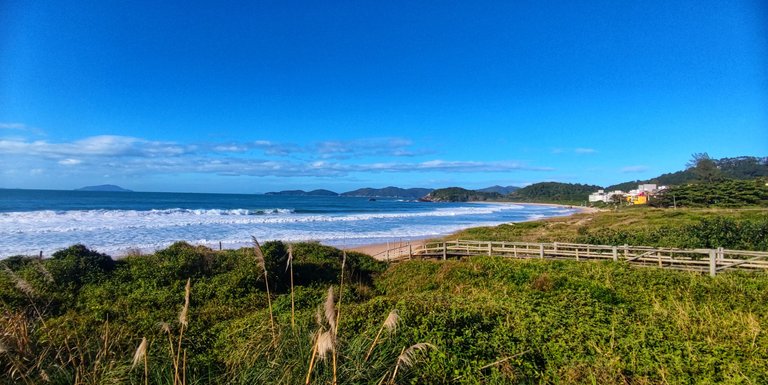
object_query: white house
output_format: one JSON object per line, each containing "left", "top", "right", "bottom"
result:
{"left": 589, "top": 189, "right": 626, "bottom": 203}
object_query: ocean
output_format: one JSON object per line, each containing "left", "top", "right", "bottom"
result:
{"left": 0, "top": 189, "right": 580, "bottom": 257}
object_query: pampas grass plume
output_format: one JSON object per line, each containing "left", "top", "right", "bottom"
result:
{"left": 397, "top": 343, "right": 436, "bottom": 368}
{"left": 316, "top": 330, "right": 334, "bottom": 362}
{"left": 324, "top": 287, "right": 336, "bottom": 332}
{"left": 179, "top": 278, "right": 191, "bottom": 327}
{"left": 383, "top": 310, "right": 400, "bottom": 333}
{"left": 132, "top": 337, "right": 148, "bottom": 369}
{"left": 158, "top": 322, "right": 171, "bottom": 334}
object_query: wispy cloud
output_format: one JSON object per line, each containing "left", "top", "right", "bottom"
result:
{"left": 0, "top": 122, "right": 27, "bottom": 130}
{"left": 0, "top": 135, "right": 194, "bottom": 158}
{"left": 1, "top": 134, "right": 553, "bottom": 178}
{"left": 620, "top": 165, "right": 649, "bottom": 173}
{"left": 208, "top": 137, "right": 420, "bottom": 158}
{"left": 58, "top": 159, "right": 83, "bottom": 166}
{"left": 551, "top": 147, "right": 597, "bottom": 155}
{"left": 574, "top": 148, "right": 596, "bottom": 154}
{"left": 314, "top": 138, "right": 426, "bottom": 159}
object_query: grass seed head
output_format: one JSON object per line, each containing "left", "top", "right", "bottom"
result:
{"left": 285, "top": 244, "right": 293, "bottom": 272}
{"left": 158, "top": 322, "right": 171, "bottom": 334}
{"left": 316, "top": 330, "right": 334, "bottom": 362}
{"left": 324, "top": 286, "right": 336, "bottom": 332}
{"left": 131, "top": 337, "right": 148, "bottom": 369}
{"left": 3, "top": 266, "right": 35, "bottom": 297}
{"left": 398, "top": 343, "right": 436, "bottom": 368}
{"left": 179, "top": 278, "right": 191, "bottom": 327}
{"left": 252, "top": 236, "right": 265, "bottom": 270}
{"left": 383, "top": 309, "right": 400, "bottom": 333}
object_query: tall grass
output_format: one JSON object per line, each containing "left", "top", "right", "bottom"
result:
{"left": 2, "top": 238, "right": 767, "bottom": 384}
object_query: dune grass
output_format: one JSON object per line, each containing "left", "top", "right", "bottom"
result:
{"left": 450, "top": 207, "right": 768, "bottom": 250}
{"left": 2, "top": 209, "right": 768, "bottom": 384}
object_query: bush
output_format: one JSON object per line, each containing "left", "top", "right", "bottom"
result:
{"left": 47, "top": 244, "right": 115, "bottom": 289}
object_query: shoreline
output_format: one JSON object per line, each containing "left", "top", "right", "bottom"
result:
{"left": 346, "top": 201, "right": 598, "bottom": 260}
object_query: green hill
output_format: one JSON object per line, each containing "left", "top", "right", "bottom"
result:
{"left": 340, "top": 186, "right": 433, "bottom": 199}
{"left": 508, "top": 182, "right": 601, "bottom": 203}
{"left": 265, "top": 189, "right": 339, "bottom": 196}
{"left": 606, "top": 156, "right": 768, "bottom": 191}
{"left": 421, "top": 187, "right": 502, "bottom": 202}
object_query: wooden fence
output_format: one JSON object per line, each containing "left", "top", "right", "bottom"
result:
{"left": 373, "top": 240, "right": 768, "bottom": 276}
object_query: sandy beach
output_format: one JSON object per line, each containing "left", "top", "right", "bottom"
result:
{"left": 348, "top": 239, "right": 429, "bottom": 259}
{"left": 348, "top": 201, "right": 598, "bottom": 260}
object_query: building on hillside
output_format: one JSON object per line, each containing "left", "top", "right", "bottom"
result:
{"left": 626, "top": 184, "right": 667, "bottom": 205}
{"left": 588, "top": 189, "right": 626, "bottom": 203}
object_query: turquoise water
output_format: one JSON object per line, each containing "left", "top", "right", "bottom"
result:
{"left": 0, "top": 189, "right": 579, "bottom": 257}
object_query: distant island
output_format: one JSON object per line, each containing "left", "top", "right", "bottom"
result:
{"left": 340, "top": 187, "right": 433, "bottom": 199}
{"left": 75, "top": 184, "right": 133, "bottom": 192}
{"left": 265, "top": 186, "right": 434, "bottom": 199}
{"left": 265, "top": 189, "right": 339, "bottom": 196}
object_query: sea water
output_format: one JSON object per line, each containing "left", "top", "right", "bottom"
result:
{"left": 0, "top": 189, "right": 580, "bottom": 257}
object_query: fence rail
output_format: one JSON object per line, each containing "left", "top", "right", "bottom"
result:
{"left": 378, "top": 240, "right": 768, "bottom": 276}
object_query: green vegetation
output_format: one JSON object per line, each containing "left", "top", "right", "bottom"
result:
{"left": 341, "top": 187, "right": 433, "bottom": 199}
{"left": 422, "top": 187, "right": 502, "bottom": 202}
{"left": 3, "top": 207, "right": 768, "bottom": 384}
{"left": 650, "top": 178, "right": 768, "bottom": 208}
{"left": 606, "top": 155, "right": 767, "bottom": 192}
{"left": 2, "top": 238, "right": 767, "bottom": 384}
{"left": 507, "top": 182, "right": 601, "bottom": 204}
{"left": 452, "top": 208, "right": 768, "bottom": 250}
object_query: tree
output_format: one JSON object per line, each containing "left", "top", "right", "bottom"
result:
{"left": 687, "top": 153, "right": 723, "bottom": 183}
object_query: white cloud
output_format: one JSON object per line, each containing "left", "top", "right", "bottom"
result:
{"left": 552, "top": 147, "right": 597, "bottom": 155}
{"left": 0, "top": 135, "right": 192, "bottom": 158}
{"left": 58, "top": 158, "right": 82, "bottom": 166}
{"left": 1, "top": 134, "right": 555, "bottom": 178}
{"left": 0, "top": 122, "right": 27, "bottom": 130}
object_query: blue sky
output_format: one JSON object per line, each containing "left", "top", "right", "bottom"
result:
{"left": 1, "top": 1, "right": 766, "bottom": 193}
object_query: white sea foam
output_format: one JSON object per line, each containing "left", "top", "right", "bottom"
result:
{"left": 0, "top": 203, "right": 576, "bottom": 257}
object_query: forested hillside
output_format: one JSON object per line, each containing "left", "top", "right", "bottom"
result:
{"left": 507, "top": 182, "right": 601, "bottom": 204}
{"left": 420, "top": 187, "right": 502, "bottom": 202}
{"left": 606, "top": 156, "right": 767, "bottom": 191}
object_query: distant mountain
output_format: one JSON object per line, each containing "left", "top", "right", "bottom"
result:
{"left": 75, "top": 184, "right": 133, "bottom": 192}
{"left": 476, "top": 185, "right": 520, "bottom": 195}
{"left": 508, "top": 182, "right": 601, "bottom": 203}
{"left": 341, "top": 186, "right": 433, "bottom": 199}
{"left": 265, "top": 189, "right": 339, "bottom": 196}
{"left": 605, "top": 156, "right": 768, "bottom": 191}
{"left": 420, "top": 187, "right": 502, "bottom": 202}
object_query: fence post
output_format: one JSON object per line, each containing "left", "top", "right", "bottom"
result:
{"left": 612, "top": 246, "right": 618, "bottom": 262}
{"left": 539, "top": 244, "right": 544, "bottom": 259}
{"left": 718, "top": 247, "right": 724, "bottom": 261}
{"left": 514, "top": 245, "right": 518, "bottom": 258}
{"left": 219, "top": 241, "right": 222, "bottom": 251}
{"left": 409, "top": 244, "right": 413, "bottom": 260}
{"left": 442, "top": 243, "right": 447, "bottom": 260}
{"left": 575, "top": 248, "right": 579, "bottom": 261}
{"left": 553, "top": 242, "right": 558, "bottom": 253}
{"left": 488, "top": 242, "right": 492, "bottom": 256}
{"left": 623, "top": 244, "right": 628, "bottom": 259}
{"left": 709, "top": 249, "right": 716, "bottom": 277}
